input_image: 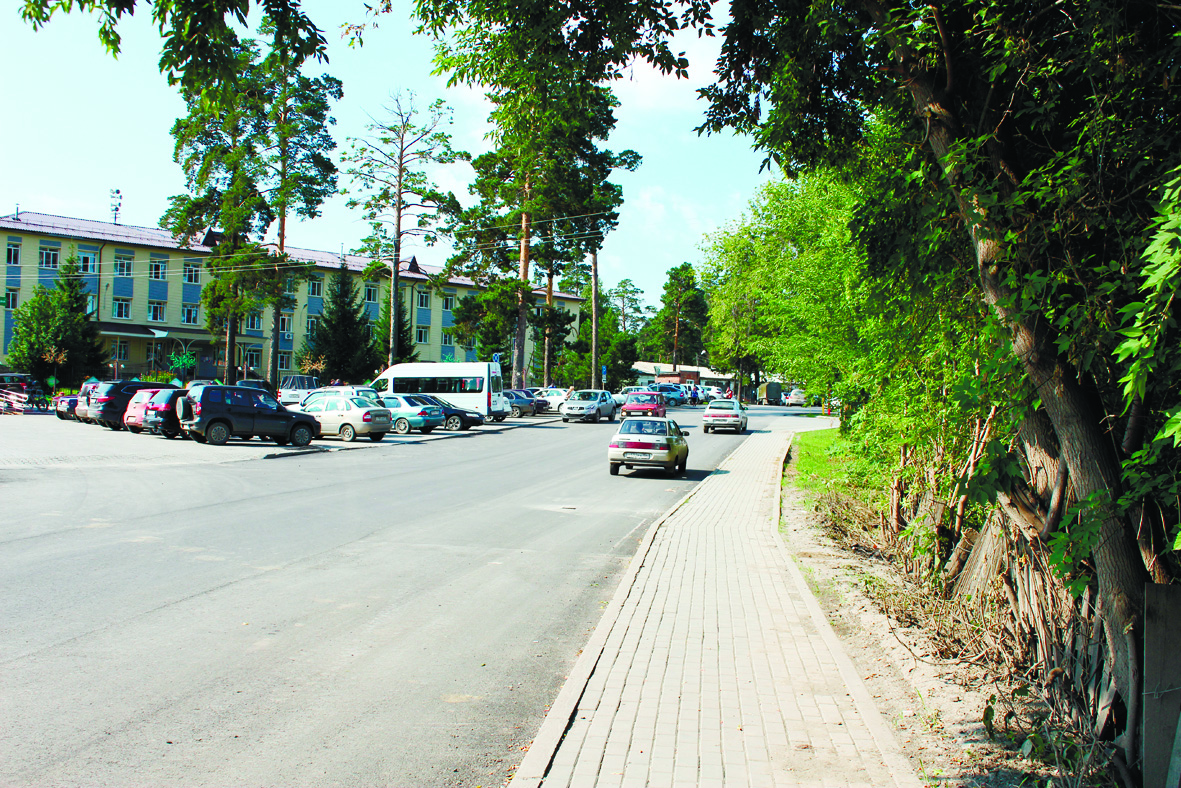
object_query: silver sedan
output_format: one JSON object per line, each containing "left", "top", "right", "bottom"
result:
{"left": 607, "top": 417, "right": 689, "bottom": 476}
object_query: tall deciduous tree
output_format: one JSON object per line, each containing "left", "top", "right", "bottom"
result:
{"left": 342, "top": 93, "right": 464, "bottom": 368}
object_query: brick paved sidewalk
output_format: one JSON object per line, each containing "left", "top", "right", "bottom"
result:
{"left": 510, "top": 429, "right": 920, "bottom": 788}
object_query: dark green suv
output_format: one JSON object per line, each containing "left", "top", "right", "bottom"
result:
{"left": 178, "top": 385, "right": 320, "bottom": 446}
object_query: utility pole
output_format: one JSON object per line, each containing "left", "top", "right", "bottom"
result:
{"left": 591, "top": 250, "right": 600, "bottom": 389}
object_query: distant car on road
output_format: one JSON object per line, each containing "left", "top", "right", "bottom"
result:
{"left": 607, "top": 417, "right": 689, "bottom": 476}
{"left": 785, "top": 388, "right": 807, "bottom": 407}
{"left": 702, "top": 399, "right": 749, "bottom": 433}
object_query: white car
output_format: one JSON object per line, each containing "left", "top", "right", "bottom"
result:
{"left": 538, "top": 387, "right": 572, "bottom": 412}
{"left": 277, "top": 374, "right": 320, "bottom": 406}
{"left": 785, "top": 388, "right": 808, "bottom": 407}
{"left": 561, "top": 389, "right": 617, "bottom": 422}
{"left": 613, "top": 385, "right": 646, "bottom": 406}
{"left": 702, "top": 399, "right": 749, "bottom": 433}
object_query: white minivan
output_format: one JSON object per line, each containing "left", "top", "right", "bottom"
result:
{"left": 370, "top": 362, "right": 509, "bottom": 420}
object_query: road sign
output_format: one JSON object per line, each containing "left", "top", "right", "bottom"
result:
{"left": 492, "top": 353, "right": 501, "bottom": 364}
{"left": 601, "top": 365, "right": 607, "bottom": 379}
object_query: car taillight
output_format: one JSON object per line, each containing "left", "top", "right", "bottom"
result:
{"left": 416, "top": 409, "right": 429, "bottom": 417}
{"left": 609, "top": 442, "right": 619, "bottom": 448}
{"left": 362, "top": 412, "right": 372, "bottom": 422}
{"left": 94, "top": 395, "right": 112, "bottom": 403}
{"left": 193, "top": 401, "right": 202, "bottom": 416}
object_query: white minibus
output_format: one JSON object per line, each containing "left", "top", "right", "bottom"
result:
{"left": 370, "top": 362, "right": 508, "bottom": 420}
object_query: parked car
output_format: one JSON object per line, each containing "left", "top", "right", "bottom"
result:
{"left": 415, "top": 394, "right": 485, "bottom": 431}
{"left": 503, "top": 389, "right": 537, "bottom": 417}
{"left": 89, "top": 381, "right": 176, "bottom": 429}
{"left": 702, "top": 385, "right": 725, "bottom": 401}
{"left": 53, "top": 392, "right": 79, "bottom": 420}
{"left": 378, "top": 394, "right": 445, "bottom": 434}
{"left": 613, "top": 385, "right": 647, "bottom": 406}
{"left": 72, "top": 381, "right": 101, "bottom": 423}
{"left": 142, "top": 388, "right": 188, "bottom": 438}
{"left": 0, "top": 372, "right": 32, "bottom": 393}
{"left": 177, "top": 384, "right": 319, "bottom": 446}
{"left": 539, "top": 387, "right": 572, "bottom": 411}
{"left": 122, "top": 388, "right": 165, "bottom": 433}
{"left": 702, "top": 399, "right": 749, "bottom": 433}
{"left": 785, "top": 388, "right": 807, "bottom": 407}
{"left": 651, "top": 383, "right": 686, "bottom": 406}
{"left": 561, "top": 389, "right": 617, "bottom": 422}
{"left": 292, "top": 385, "right": 380, "bottom": 411}
{"left": 620, "top": 391, "right": 667, "bottom": 418}
{"left": 301, "top": 394, "right": 391, "bottom": 442}
{"left": 276, "top": 374, "right": 320, "bottom": 406}
{"left": 607, "top": 417, "right": 689, "bottom": 476}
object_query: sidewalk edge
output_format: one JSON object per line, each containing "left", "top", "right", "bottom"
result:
{"left": 772, "top": 435, "right": 925, "bottom": 788}
{"left": 507, "top": 443, "right": 744, "bottom": 788}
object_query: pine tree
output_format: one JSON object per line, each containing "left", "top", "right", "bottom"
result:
{"left": 54, "top": 258, "right": 107, "bottom": 384}
{"left": 298, "top": 265, "right": 381, "bottom": 383}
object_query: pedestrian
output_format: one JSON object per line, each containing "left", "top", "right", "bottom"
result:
{"left": 725, "top": 387, "right": 733, "bottom": 399}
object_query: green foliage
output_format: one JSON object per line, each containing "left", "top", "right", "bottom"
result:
{"left": 6, "top": 257, "right": 107, "bottom": 386}
{"left": 375, "top": 290, "right": 418, "bottom": 365}
{"left": 449, "top": 279, "right": 528, "bottom": 363}
{"left": 640, "top": 263, "right": 707, "bottom": 367}
{"left": 1048, "top": 492, "right": 1110, "bottom": 598}
{"left": 297, "top": 266, "right": 382, "bottom": 383}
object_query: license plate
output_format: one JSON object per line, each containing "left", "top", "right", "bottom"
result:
{"left": 624, "top": 452, "right": 650, "bottom": 460}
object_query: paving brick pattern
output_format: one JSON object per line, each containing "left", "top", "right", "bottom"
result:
{"left": 522, "top": 430, "right": 919, "bottom": 788}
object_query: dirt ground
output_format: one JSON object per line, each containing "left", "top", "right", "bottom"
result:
{"left": 779, "top": 481, "right": 1046, "bottom": 787}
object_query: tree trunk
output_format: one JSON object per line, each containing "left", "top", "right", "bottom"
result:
{"left": 886, "top": 39, "right": 1148, "bottom": 701}
{"left": 514, "top": 203, "right": 531, "bottom": 389}
{"left": 544, "top": 269, "right": 554, "bottom": 386}
{"left": 591, "top": 251, "right": 600, "bottom": 389}
{"left": 225, "top": 304, "right": 238, "bottom": 385}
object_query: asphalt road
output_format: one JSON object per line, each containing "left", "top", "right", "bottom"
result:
{"left": 0, "top": 404, "right": 828, "bottom": 787}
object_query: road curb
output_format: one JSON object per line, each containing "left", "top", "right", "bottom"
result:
{"left": 507, "top": 438, "right": 749, "bottom": 788}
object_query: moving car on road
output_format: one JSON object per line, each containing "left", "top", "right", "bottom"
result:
{"left": 607, "top": 417, "right": 689, "bottom": 476}
{"left": 620, "top": 391, "right": 666, "bottom": 418}
{"left": 702, "top": 399, "right": 748, "bottom": 433}
{"left": 561, "top": 389, "right": 617, "bottom": 422}
{"left": 785, "top": 388, "right": 807, "bottom": 407}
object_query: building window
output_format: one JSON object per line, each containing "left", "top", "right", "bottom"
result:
{"left": 86, "top": 294, "right": 97, "bottom": 316}
{"left": 245, "top": 312, "right": 262, "bottom": 331}
{"left": 5, "top": 242, "right": 19, "bottom": 266}
{"left": 148, "top": 300, "right": 166, "bottom": 322}
{"left": 182, "top": 303, "right": 199, "bottom": 325}
{"left": 415, "top": 326, "right": 430, "bottom": 344}
{"left": 113, "top": 297, "right": 131, "bottom": 319}
{"left": 441, "top": 330, "right": 454, "bottom": 347}
{"left": 279, "top": 351, "right": 292, "bottom": 370}
{"left": 284, "top": 277, "right": 296, "bottom": 295}
{"left": 113, "top": 340, "right": 128, "bottom": 361}
{"left": 183, "top": 262, "right": 200, "bottom": 284}
{"left": 79, "top": 251, "right": 97, "bottom": 273}
{"left": 38, "top": 247, "right": 60, "bottom": 269}
{"left": 306, "top": 315, "right": 320, "bottom": 334}
{"left": 443, "top": 293, "right": 455, "bottom": 311}
{"left": 308, "top": 278, "right": 322, "bottom": 297}
{"left": 114, "top": 255, "right": 132, "bottom": 277}
{"left": 244, "top": 347, "right": 262, "bottom": 369}
{"left": 5, "top": 288, "right": 17, "bottom": 309}
{"left": 149, "top": 260, "right": 167, "bottom": 280}
{"left": 279, "top": 313, "right": 292, "bottom": 333}
{"left": 417, "top": 289, "right": 430, "bottom": 309}
{"left": 364, "top": 282, "right": 378, "bottom": 303}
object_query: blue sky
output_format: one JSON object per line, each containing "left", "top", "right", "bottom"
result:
{"left": 1, "top": 2, "right": 773, "bottom": 308}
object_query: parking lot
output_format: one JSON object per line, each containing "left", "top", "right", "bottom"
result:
{"left": 0, "top": 409, "right": 562, "bottom": 469}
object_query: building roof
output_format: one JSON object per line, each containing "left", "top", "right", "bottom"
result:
{"left": 632, "top": 361, "right": 734, "bottom": 381}
{"left": 2, "top": 210, "right": 582, "bottom": 301}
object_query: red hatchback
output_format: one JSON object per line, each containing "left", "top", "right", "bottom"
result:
{"left": 122, "top": 388, "right": 164, "bottom": 433}
{"left": 620, "top": 391, "right": 667, "bottom": 418}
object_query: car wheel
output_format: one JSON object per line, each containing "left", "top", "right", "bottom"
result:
{"left": 607, "top": 409, "right": 615, "bottom": 422}
{"left": 128, "top": 426, "right": 142, "bottom": 434}
{"left": 206, "top": 421, "right": 231, "bottom": 446}
{"left": 609, "top": 463, "right": 620, "bottom": 476}
{"left": 493, "top": 416, "right": 506, "bottom": 422}
{"left": 162, "top": 429, "right": 179, "bottom": 439}
{"left": 511, "top": 406, "right": 522, "bottom": 418}
{"left": 445, "top": 415, "right": 462, "bottom": 431}
{"left": 290, "top": 424, "right": 313, "bottom": 447}
{"left": 190, "top": 431, "right": 207, "bottom": 444}
{"left": 678, "top": 455, "right": 688, "bottom": 476}
{"left": 394, "top": 418, "right": 411, "bottom": 435}
{"left": 368, "top": 432, "right": 385, "bottom": 442}
{"left": 665, "top": 461, "right": 677, "bottom": 476}
{"left": 562, "top": 417, "right": 569, "bottom": 423}
{"left": 340, "top": 424, "right": 356, "bottom": 442}
{"left": 591, "top": 410, "right": 600, "bottom": 423}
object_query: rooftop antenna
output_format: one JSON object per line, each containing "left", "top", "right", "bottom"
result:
{"left": 110, "top": 189, "right": 122, "bottom": 224}
{"left": 14, "top": 203, "right": 19, "bottom": 220}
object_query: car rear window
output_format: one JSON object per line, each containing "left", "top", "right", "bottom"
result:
{"left": 709, "top": 401, "right": 736, "bottom": 410}
{"left": 620, "top": 420, "right": 667, "bottom": 435}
